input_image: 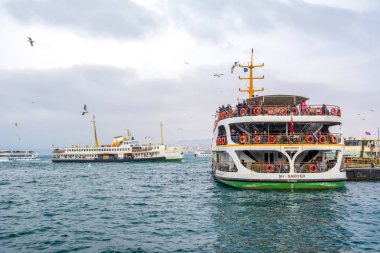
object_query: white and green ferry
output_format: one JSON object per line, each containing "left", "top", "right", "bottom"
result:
{"left": 212, "top": 50, "right": 346, "bottom": 190}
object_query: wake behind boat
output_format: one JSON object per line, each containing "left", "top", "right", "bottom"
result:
{"left": 52, "top": 118, "right": 185, "bottom": 163}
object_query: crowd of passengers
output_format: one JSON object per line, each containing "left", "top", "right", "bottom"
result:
{"left": 218, "top": 100, "right": 333, "bottom": 116}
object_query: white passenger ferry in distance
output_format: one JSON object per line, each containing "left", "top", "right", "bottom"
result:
{"left": 212, "top": 49, "right": 346, "bottom": 190}
{"left": 0, "top": 150, "right": 39, "bottom": 161}
{"left": 52, "top": 118, "right": 185, "bottom": 163}
{"left": 194, "top": 150, "right": 212, "bottom": 158}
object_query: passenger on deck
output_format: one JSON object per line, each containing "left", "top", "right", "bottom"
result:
{"left": 262, "top": 131, "right": 268, "bottom": 143}
{"left": 322, "top": 104, "right": 329, "bottom": 115}
{"left": 241, "top": 159, "right": 247, "bottom": 167}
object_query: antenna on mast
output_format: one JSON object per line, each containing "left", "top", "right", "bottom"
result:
{"left": 238, "top": 49, "right": 265, "bottom": 98}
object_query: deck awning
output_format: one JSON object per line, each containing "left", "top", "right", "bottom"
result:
{"left": 246, "top": 95, "right": 308, "bottom": 106}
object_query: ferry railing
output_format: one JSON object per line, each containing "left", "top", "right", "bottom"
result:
{"left": 216, "top": 104, "right": 341, "bottom": 121}
{"left": 294, "top": 161, "right": 336, "bottom": 173}
{"left": 344, "top": 157, "right": 380, "bottom": 168}
{"left": 247, "top": 162, "right": 291, "bottom": 173}
{"left": 220, "top": 133, "right": 341, "bottom": 145}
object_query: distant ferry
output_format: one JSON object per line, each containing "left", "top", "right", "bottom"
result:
{"left": 194, "top": 151, "right": 212, "bottom": 157}
{"left": 52, "top": 118, "right": 185, "bottom": 163}
{"left": 0, "top": 150, "right": 38, "bottom": 161}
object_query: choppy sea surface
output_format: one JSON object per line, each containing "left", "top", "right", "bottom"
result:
{"left": 1, "top": 154, "right": 379, "bottom": 253}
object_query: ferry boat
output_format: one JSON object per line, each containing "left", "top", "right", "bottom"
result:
{"left": 52, "top": 118, "right": 185, "bottom": 163}
{"left": 344, "top": 137, "right": 379, "bottom": 168}
{"left": 211, "top": 49, "right": 346, "bottom": 190}
{"left": 194, "top": 150, "right": 212, "bottom": 158}
{"left": 0, "top": 150, "right": 38, "bottom": 161}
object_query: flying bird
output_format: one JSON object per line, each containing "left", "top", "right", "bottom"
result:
{"left": 82, "top": 104, "right": 88, "bottom": 115}
{"left": 27, "top": 37, "right": 35, "bottom": 47}
{"left": 231, "top": 62, "right": 239, "bottom": 73}
{"left": 14, "top": 122, "right": 18, "bottom": 127}
{"left": 184, "top": 62, "right": 189, "bottom": 65}
{"left": 213, "top": 73, "right": 224, "bottom": 77}
{"left": 16, "top": 134, "right": 21, "bottom": 141}
{"left": 370, "top": 109, "right": 374, "bottom": 112}
{"left": 362, "top": 118, "right": 366, "bottom": 120}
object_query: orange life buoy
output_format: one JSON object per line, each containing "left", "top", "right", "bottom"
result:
{"left": 331, "top": 108, "right": 336, "bottom": 116}
{"left": 240, "top": 108, "right": 247, "bottom": 116}
{"left": 305, "top": 135, "right": 314, "bottom": 143}
{"left": 318, "top": 135, "right": 326, "bottom": 144}
{"left": 267, "top": 107, "right": 276, "bottom": 115}
{"left": 309, "top": 164, "right": 318, "bottom": 173}
{"left": 303, "top": 107, "right": 311, "bottom": 115}
{"left": 253, "top": 135, "right": 262, "bottom": 144}
{"left": 315, "top": 107, "right": 323, "bottom": 115}
{"left": 268, "top": 135, "right": 276, "bottom": 144}
{"left": 266, "top": 164, "right": 275, "bottom": 173}
{"left": 216, "top": 138, "right": 220, "bottom": 145}
{"left": 231, "top": 108, "right": 237, "bottom": 116}
{"left": 240, "top": 135, "right": 248, "bottom": 144}
{"left": 330, "top": 135, "right": 337, "bottom": 144}
{"left": 253, "top": 107, "right": 262, "bottom": 116}
{"left": 337, "top": 109, "right": 341, "bottom": 117}
{"left": 292, "top": 106, "right": 299, "bottom": 115}
{"left": 279, "top": 107, "right": 287, "bottom": 115}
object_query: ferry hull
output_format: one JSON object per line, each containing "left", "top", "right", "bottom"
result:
{"left": 52, "top": 157, "right": 182, "bottom": 163}
{"left": 216, "top": 177, "right": 345, "bottom": 190}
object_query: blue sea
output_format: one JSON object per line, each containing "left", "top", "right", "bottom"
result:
{"left": 0, "top": 154, "right": 379, "bottom": 252}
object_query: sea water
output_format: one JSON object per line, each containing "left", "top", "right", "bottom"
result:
{"left": 0, "top": 155, "right": 379, "bottom": 252}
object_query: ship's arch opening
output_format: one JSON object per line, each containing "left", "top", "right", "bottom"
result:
{"left": 212, "top": 151, "right": 237, "bottom": 172}
{"left": 294, "top": 150, "right": 341, "bottom": 173}
{"left": 235, "top": 150, "right": 290, "bottom": 173}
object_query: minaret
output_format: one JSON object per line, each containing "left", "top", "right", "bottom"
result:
{"left": 91, "top": 115, "right": 100, "bottom": 147}
{"left": 238, "top": 49, "right": 265, "bottom": 98}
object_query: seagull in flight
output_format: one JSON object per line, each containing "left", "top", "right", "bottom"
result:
{"left": 231, "top": 62, "right": 239, "bottom": 73}
{"left": 370, "top": 109, "right": 374, "bottom": 112}
{"left": 16, "top": 134, "right": 21, "bottom": 141}
{"left": 184, "top": 62, "right": 189, "bottom": 65}
{"left": 14, "top": 122, "right": 18, "bottom": 127}
{"left": 27, "top": 37, "right": 35, "bottom": 47}
{"left": 82, "top": 104, "right": 88, "bottom": 115}
{"left": 213, "top": 73, "right": 224, "bottom": 77}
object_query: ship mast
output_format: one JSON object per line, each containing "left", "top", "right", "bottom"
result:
{"left": 91, "top": 115, "right": 100, "bottom": 147}
{"left": 160, "top": 122, "right": 164, "bottom": 145}
{"left": 238, "top": 49, "right": 265, "bottom": 98}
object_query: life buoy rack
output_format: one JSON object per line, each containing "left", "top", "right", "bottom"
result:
{"left": 331, "top": 108, "right": 336, "bottom": 115}
{"left": 292, "top": 106, "right": 299, "bottom": 115}
{"left": 309, "top": 164, "right": 318, "bottom": 173}
{"left": 240, "top": 135, "right": 248, "bottom": 144}
{"left": 268, "top": 135, "right": 276, "bottom": 144}
{"left": 305, "top": 135, "right": 314, "bottom": 143}
{"left": 315, "top": 107, "right": 323, "bottom": 115}
{"left": 253, "top": 135, "right": 262, "bottom": 144}
{"left": 221, "top": 137, "right": 226, "bottom": 145}
{"left": 267, "top": 107, "right": 276, "bottom": 115}
{"left": 318, "top": 135, "right": 326, "bottom": 144}
{"left": 266, "top": 164, "right": 275, "bottom": 173}
{"left": 337, "top": 109, "right": 341, "bottom": 117}
{"left": 279, "top": 107, "right": 287, "bottom": 115}
{"left": 240, "top": 108, "right": 247, "bottom": 116}
{"left": 253, "top": 107, "right": 262, "bottom": 116}
{"left": 330, "top": 135, "right": 337, "bottom": 144}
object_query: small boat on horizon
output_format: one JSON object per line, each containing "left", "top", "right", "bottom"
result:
{"left": 0, "top": 150, "right": 39, "bottom": 161}
{"left": 194, "top": 150, "right": 212, "bottom": 157}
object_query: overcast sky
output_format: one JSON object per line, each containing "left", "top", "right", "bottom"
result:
{"left": 0, "top": 0, "right": 379, "bottom": 151}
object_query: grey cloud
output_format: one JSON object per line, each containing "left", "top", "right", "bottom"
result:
{"left": 2, "top": 0, "right": 163, "bottom": 39}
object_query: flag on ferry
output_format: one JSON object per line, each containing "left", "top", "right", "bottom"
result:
{"left": 365, "top": 131, "right": 371, "bottom": 135}
{"left": 244, "top": 68, "right": 248, "bottom": 72}
{"left": 290, "top": 112, "right": 294, "bottom": 134}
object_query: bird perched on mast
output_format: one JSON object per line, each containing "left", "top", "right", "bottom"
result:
{"left": 27, "top": 37, "right": 35, "bottom": 47}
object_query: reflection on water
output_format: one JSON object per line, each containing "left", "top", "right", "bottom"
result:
{"left": 212, "top": 184, "right": 354, "bottom": 252}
